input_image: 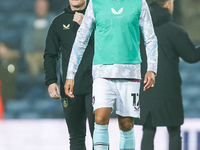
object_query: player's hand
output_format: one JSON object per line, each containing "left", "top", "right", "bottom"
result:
{"left": 64, "top": 79, "right": 75, "bottom": 98}
{"left": 73, "top": 12, "right": 84, "bottom": 25}
{"left": 143, "top": 71, "right": 155, "bottom": 91}
{"left": 48, "top": 83, "right": 60, "bottom": 99}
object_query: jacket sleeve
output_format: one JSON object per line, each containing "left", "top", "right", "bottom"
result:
{"left": 171, "top": 25, "right": 200, "bottom": 63}
{"left": 139, "top": 0, "right": 158, "bottom": 74}
{"left": 66, "top": 0, "right": 95, "bottom": 80}
{"left": 44, "top": 20, "right": 60, "bottom": 87}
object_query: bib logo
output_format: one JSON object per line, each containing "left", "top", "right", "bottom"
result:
{"left": 111, "top": 8, "right": 123, "bottom": 15}
{"left": 111, "top": 8, "right": 123, "bottom": 18}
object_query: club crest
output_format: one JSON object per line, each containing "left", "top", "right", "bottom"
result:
{"left": 62, "top": 98, "right": 68, "bottom": 108}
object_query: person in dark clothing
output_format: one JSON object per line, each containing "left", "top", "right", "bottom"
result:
{"left": 135, "top": 0, "right": 200, "bottom": 150}
{"left": 43, "top": 0, "right": 94, "bottom": 149}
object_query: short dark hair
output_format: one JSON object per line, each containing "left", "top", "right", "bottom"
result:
{"left": 152, "top": 0, "right": 169, "bottom": 7}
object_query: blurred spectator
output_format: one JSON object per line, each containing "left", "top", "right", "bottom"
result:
{"left": 21, "top": 0, "right": 55, "bottom": 77}
{"left": 0, "top": 42, "right": 20, "bottom": 104}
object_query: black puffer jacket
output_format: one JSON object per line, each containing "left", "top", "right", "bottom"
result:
{"left": 44, "top": 5, "right": 94, "bottom": 95}
{"left": 135, "top": 3, "right": 200, "bottom": 126}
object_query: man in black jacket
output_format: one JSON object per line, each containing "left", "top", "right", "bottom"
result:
{"left": 43, "top": 0, "right": 94, "bottom": 149}
{"left": 135, "top": 0, "right": 200, "bottom": 150}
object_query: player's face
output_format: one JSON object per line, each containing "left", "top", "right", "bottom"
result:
{"left": 69, "top": 0, "right": 86, "bottom": 10}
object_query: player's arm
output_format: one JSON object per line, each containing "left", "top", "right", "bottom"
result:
{"left": 44, "top": 20, "right": 61, "bottom": 98}
{"left": 64, "top": 0, "right": 95, "bottom": 97}
{"left": 139, "top": 0, "right": 158, "bottom": 91}
{"left": 170, "top": 26, "right": 200, "bottom": 63}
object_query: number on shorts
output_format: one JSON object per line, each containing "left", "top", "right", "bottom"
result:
{"left": 131, "top": 93, "right": 139, "bottom": 106}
